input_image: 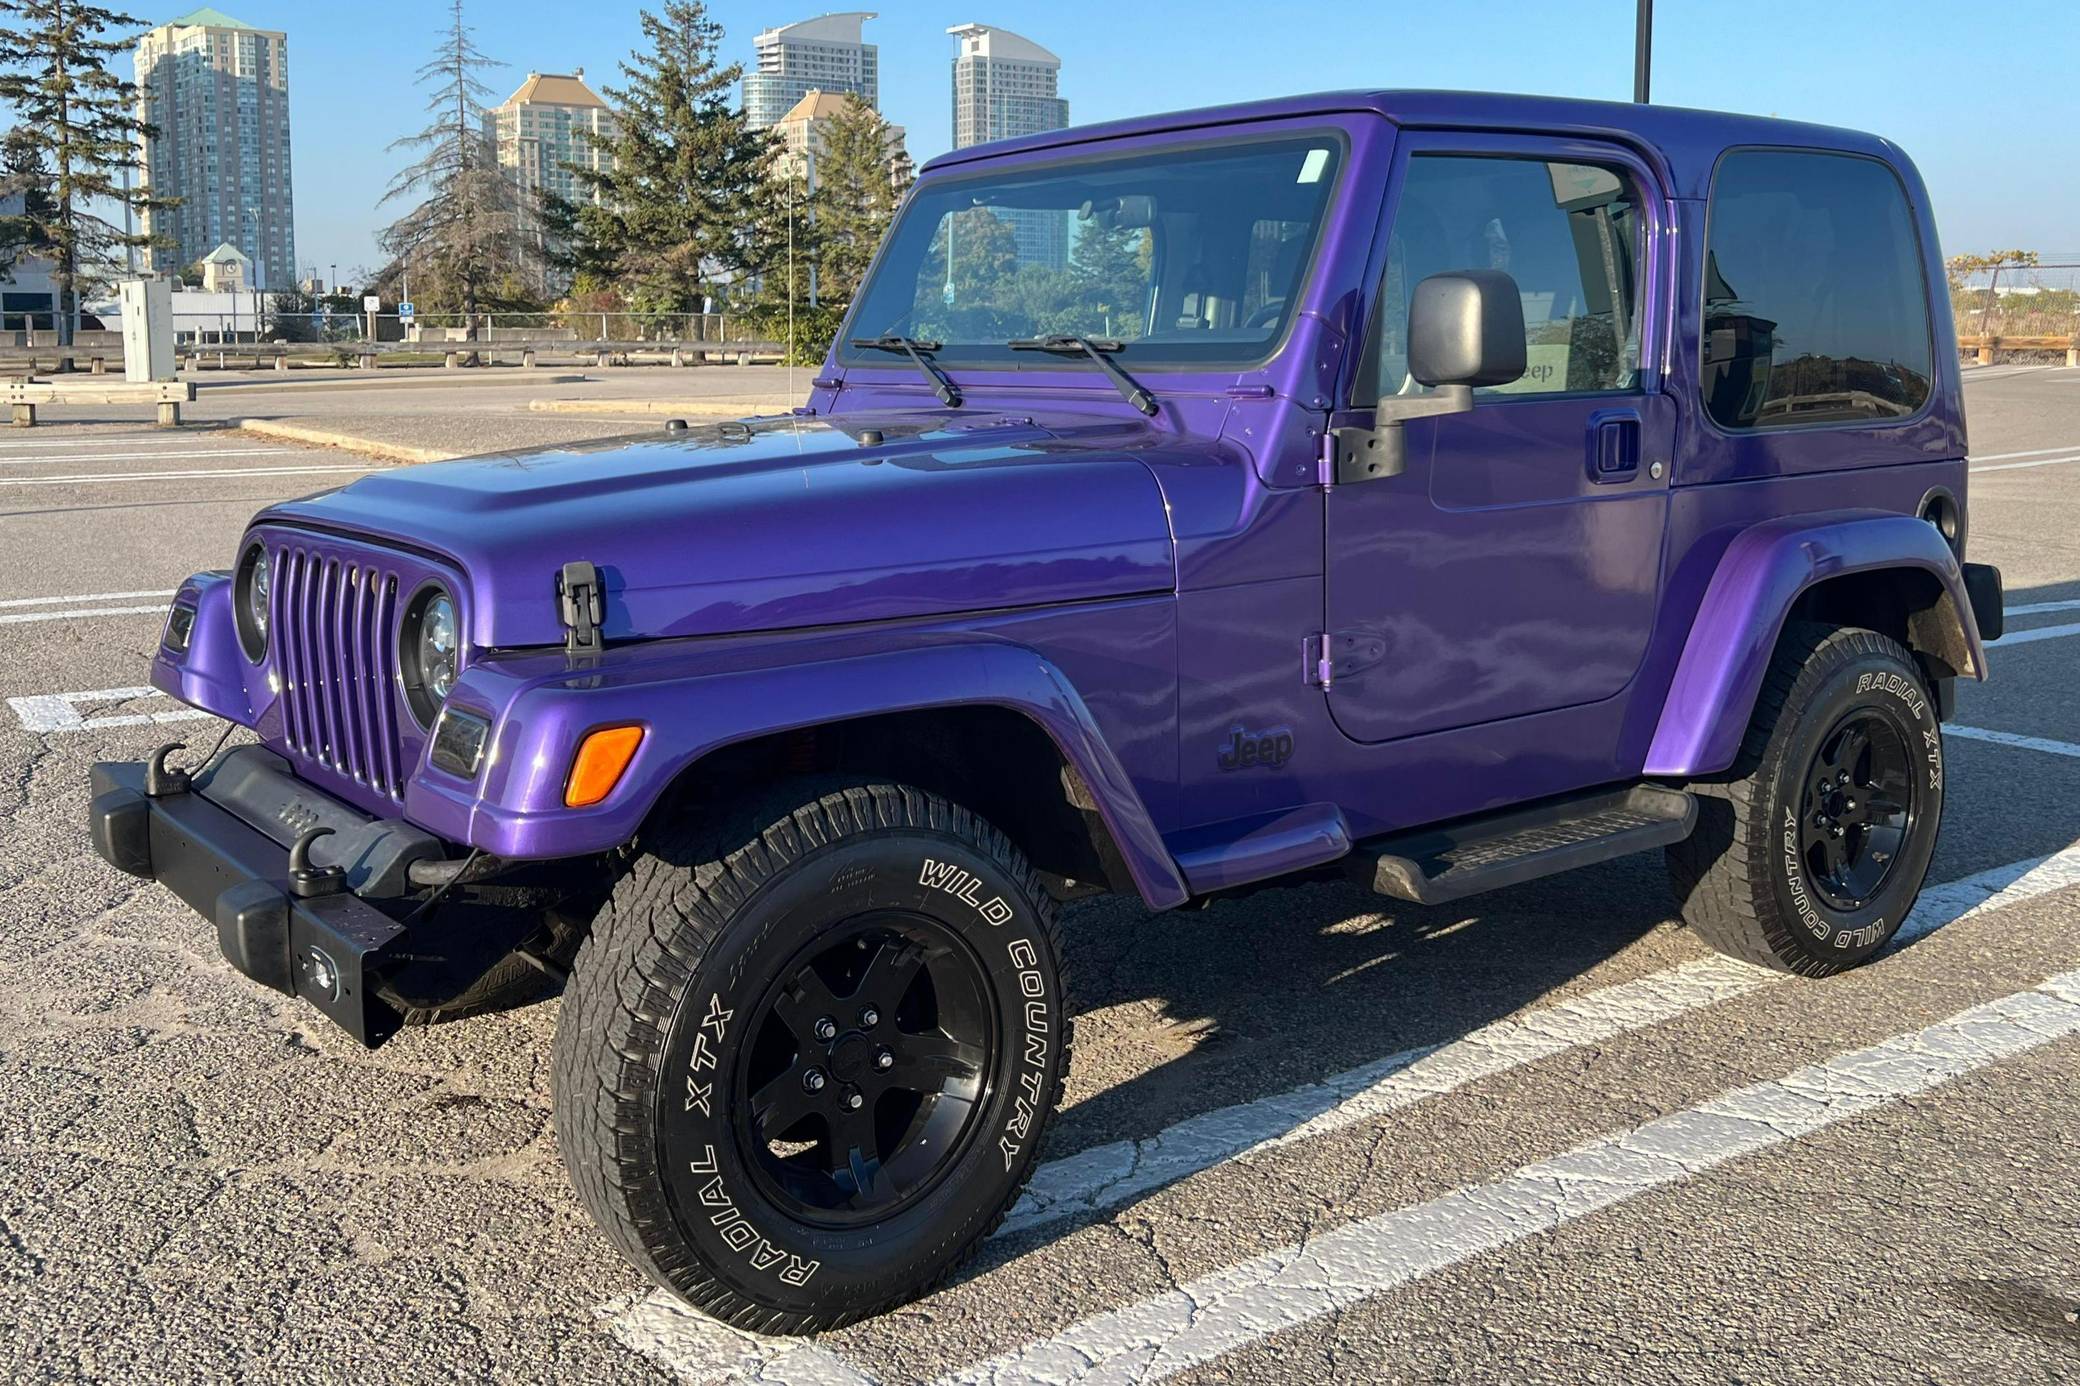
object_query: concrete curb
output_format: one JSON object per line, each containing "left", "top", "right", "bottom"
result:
{"left": 526, "top": 397, "right": 792, "bottom": 418}
{"left": 195, "top": 370, "right": 590, "bottom": 394}
{"left": 234, "top": 417, "right": 459, "bottom": 465}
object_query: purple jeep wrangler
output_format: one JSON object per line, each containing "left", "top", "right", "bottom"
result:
{"left": 93, "top": 91, "right": 2004, "bottom": 1330}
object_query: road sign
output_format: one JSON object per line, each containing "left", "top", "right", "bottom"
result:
{"left": 397, "top": 301, "right": 416, "bottom": 319}
{"left": 363, "top": 295, "right": 381, "bottom": 313}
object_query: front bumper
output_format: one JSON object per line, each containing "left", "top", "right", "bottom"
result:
{"left": 88, "top": 747, "right": 530, "bottom": 1047}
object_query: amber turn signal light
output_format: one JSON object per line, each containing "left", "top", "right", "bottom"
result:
{"left": 565, "top": 725, "right": 644, "bottom": 807}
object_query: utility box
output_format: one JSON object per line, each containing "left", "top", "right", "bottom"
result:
{"left": 119, "top": 277, "right": 176, "bottom": 382}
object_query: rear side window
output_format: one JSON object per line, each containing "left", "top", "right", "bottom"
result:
{"left": 1700, "top": 150, "right": 1933, "bottom": 430}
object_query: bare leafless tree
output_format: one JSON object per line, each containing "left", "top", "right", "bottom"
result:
{"left": 378, "top": 0, "right": 532, "bottom": 328}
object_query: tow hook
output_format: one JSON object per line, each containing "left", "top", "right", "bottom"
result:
{"left": 144, "top": 742, "right": 191, "bottom": 797}
{"left": 287, "top": 826, "right": 347, "bottom": 898}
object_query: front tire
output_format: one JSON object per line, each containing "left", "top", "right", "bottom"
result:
{"left": 552, "top": 781, "right": 1069, "bottom": 1333}
{"left": 1668, "top": 623, "right": 1944, "bottom": 975}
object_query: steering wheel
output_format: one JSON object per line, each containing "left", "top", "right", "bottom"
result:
{"left": 1243, "top": 298, "right": 1286, "bottom": 331}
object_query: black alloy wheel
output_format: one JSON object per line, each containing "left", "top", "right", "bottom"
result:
{"left": 1798, "top": 707, "right": 1919, "bottom": 912}
{"left": 736, "top": 913, "right": 997, "bottom": 1226}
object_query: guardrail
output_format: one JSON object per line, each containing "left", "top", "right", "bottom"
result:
{"left": 1957, "top": 333, "right": 2080, "bottom": 366}
{"left": 0, "top": 336, "right": 789, "bottom": 375}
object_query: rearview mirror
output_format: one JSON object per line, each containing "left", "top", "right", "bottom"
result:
{"left": 1325, "top": 270, "right": 1527, "bottom": 485}
{"left": 1409, "top": 270, "right": 1527, "bottom": 388}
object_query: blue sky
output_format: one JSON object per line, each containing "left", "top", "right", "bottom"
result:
{"left": 138, "top": 0, "right": 2080, "bottom": 280}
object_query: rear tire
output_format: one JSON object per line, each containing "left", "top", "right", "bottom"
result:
{"left": 1668, "top": 623, "right": 1944, "bottom": 975}
{"left": 551, "top": 780, "right": 1068, "bottom": 1333}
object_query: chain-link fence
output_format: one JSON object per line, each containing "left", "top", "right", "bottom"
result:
{"left": 1954, "top": 263, "right": 2080, "bottom": 359}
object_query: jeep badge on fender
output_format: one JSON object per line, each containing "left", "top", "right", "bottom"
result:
{"left": 91, "top": 89, "right": 2002, "bottom": 1334}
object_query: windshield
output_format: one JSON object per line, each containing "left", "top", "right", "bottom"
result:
{"left": 839, "top": 133, "right": 1345, "bottom": 370}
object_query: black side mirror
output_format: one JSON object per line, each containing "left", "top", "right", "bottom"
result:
{"left": 1324, "top": 269, "right": 1528, "bottom": 486}
{"left": 1408, "top": 270, "right": 1527, "bottom": 388}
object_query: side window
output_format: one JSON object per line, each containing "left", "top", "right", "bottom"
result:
{"left": 1357, "top": 155, "right": 1643, "bottom": 406}
{"left": 1700, "top": 150, "right": 1933, "bottom": 429}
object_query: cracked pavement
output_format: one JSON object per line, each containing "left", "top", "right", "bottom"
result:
{"left": 3, "top": 368, "right": 2080, "bottom": 1383}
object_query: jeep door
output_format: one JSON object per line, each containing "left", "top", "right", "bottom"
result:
{"left": 1323, "top": 132, "right": 1675, "bottom": 744}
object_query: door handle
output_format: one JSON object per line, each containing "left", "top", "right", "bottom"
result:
{"left": 1588, "top": 409, "right": 1641, "bottom": 484}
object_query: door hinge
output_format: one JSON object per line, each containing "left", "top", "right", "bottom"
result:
{"left": 1303, "top": 631, "right": 1388, "bottom": 689}
{"left": 557, "top": 560, "right": 604, "bottom": 655}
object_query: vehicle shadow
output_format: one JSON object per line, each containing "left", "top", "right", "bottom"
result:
{"left": 963, "top": 578, "right": 2080, "bottom": 1270}
{"left": 949, "top": 844, "right": 1684, "bottom": 1274}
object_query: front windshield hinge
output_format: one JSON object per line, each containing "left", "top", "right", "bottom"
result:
{"left": 557, "top": 560, "right": 604, "bottom": 656}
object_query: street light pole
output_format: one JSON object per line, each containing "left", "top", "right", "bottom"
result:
{"left": 1634, "top": 0, "right": 1653, "bottom": 103}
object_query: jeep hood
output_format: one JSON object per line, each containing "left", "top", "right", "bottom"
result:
{"left": 256, "top": 414, "right": 1177, "bottom": 648}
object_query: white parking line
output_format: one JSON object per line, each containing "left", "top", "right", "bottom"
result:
{"left": 0, "top": 463, "right": 374, "bottom": 488}
{"left": 0, "top": 589, "right": 172, "bottom": 608}
{"left": 1001, "top": 957, "right": 1767, "bottom": 1241}
{"left": 2009, "top": 599, "right": 2080, "bottom": 616}
{"left": 6, "top": 685, "right": 214, "bottom": 733}
{"left": 1997, "top": 620, "right": 2080, "bottom": 646}
{"left": 0, "top": 433, "right": 208, "bottom": 450}
{"left": 0, "top": 447, "right": 300, "bottom": 467}
{"left": 1973, "top": 452, "right": 2080, "bottom": 473}
{"left": 950, "top": 969, "right": 2080, "bottom": 1385}
{"left": 0, "top": 603, "right": 170, "bottom": 626}
{"left": 1967, "top": 443, "right": 2080, "bottom": 462}
{"left": 607, "top": 840, "right": 2080, "bottom": 1382}
{"left": 1946, "top": 725, "right": 2080, "bottom": 759}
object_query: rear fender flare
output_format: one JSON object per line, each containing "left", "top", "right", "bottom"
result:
{"left": 1645, "top": 511, "right": 1987, "bottom": 778}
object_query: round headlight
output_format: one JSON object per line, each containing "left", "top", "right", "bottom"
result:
{"left": 402, "top": 585, "right": 460, "bottom": 726}
{"left": 234, "top": 542, "right": 269, "bottom": 661}
{"left": 420, "top": 594, "right": 457, "bottom": 700}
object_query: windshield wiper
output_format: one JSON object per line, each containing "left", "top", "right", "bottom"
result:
{"left": 1008, "top": 335, "right": 1158, "bottom": 417}
{"left": 849, "top": 335, "right": 961, "bottom": 408}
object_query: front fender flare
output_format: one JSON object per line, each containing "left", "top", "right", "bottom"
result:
{"left": 1645, "top": 511, "right": 1987, "bottom": 778}
{"left": 407, "top": 632, "right": 1191, "bottom": 910}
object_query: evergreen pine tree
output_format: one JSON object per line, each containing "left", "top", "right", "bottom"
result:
{"left": 562, "top": 1, "right": 778, "bottom": 313}
{"left": 808, "top": 96, "right": 908, "bottom": 306}
{"left": 0, "top": 0, "right": 166, "bottom": 351}
{"left": 0, "top": 125, "right": 56, "bottom": 278}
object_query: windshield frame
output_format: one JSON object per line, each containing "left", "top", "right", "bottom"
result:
{"left": 832, "top": 124, "right": 1354, "bottom": 377}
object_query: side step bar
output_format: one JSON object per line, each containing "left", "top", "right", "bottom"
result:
{"left": 1347, "top": 784, "right": 1697, "bottom": 906}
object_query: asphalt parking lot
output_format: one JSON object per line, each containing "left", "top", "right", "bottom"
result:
{"left": 3, "top": 365, "right": 2079, "bottom": 1384}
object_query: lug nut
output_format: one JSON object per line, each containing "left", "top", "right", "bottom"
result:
{"left": 843, "top": 1089, "right": 864, "bottom": 1111}
{"left": 813, "top": 1016, "right": 837, "bottom": 1042}
{"left": 860, "top": 1006, "right": 880, "bottom": 1028}
{"left": 802, "top": 1068, "right": 827, "bottom": 1093}
{"left": 875, "top": 1048, "right": 894, "bottom": 1071}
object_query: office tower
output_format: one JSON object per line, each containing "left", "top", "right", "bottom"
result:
{"left": 947, "top": 23, "right": 1069, "bottom": 264}
{"left": 487, "top": 70, "right": 616, "bottom": 210}
{"left": 743, "top": 12, "right": 880, "bottom": 131}
{"left": 134, "top": 8, "right": 295, "bottom": 289}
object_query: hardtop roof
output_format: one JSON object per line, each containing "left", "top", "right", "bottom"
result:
{"left": 918, "top": 90, "right": 1907, "bottom": 200}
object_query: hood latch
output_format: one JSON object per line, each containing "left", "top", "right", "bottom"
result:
{"left": 557, "top": 560, "right": 604, "bottom": 655}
